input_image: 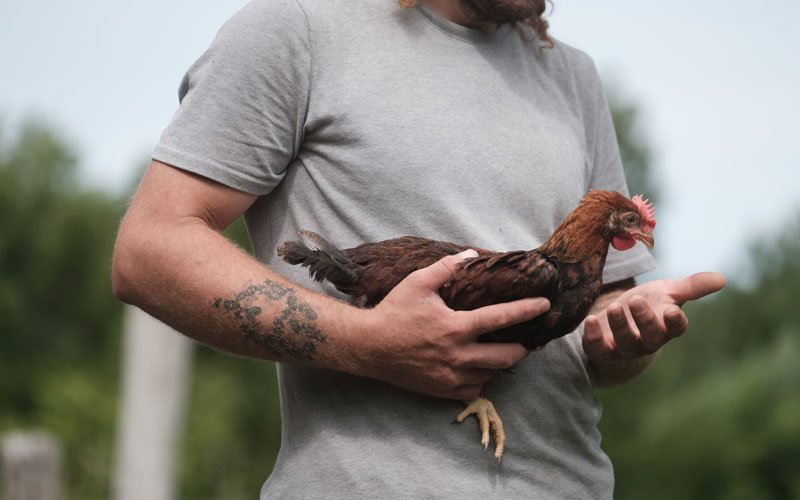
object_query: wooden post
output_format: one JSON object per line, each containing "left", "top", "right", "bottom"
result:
{"left": 112, "top": 306, "right": 193, "bottom": 500}
{"left": 1, "top": 431, "right": 62, "bottom": 500}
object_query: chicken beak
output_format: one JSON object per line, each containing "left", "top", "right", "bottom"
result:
{"left": 637, "top": 231, "right": 655, "bottom": 250}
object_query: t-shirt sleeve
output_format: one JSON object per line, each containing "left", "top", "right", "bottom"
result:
{"left": 152, "top": 0, "right": 311, "bottom": 195}
{"left": 581, "top": 58, "right": 657, "bottom": 283}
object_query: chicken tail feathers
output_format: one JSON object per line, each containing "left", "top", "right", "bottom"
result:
{"left": 277, "top": 230, "right": 361, "bottom": 293}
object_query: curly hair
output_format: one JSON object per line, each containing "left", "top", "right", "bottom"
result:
{"left": 398, "top": 0, "right": 553, "bottom": 48}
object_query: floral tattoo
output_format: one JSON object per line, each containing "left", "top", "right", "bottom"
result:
{"left": 213, "top": 279, "right": 326, "bottom": 361}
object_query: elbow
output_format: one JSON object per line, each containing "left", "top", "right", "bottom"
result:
{"left": 111, "top": 226, "right": 146, "bottom": 305}
{"left": 111, "top": 240, "right": 135, "bottom": 304}
{"left": 111, "top": 266, "right": 132, "bottom": 305}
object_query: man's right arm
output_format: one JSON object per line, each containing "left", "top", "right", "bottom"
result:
{"left": 112, "top": 161, "right": 550, "bottom": 400}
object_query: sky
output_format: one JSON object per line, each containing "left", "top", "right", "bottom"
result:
{"left": 2, "top": 0, "right": 798, "bottom": 282}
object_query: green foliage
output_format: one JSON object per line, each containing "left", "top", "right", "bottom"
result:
{"left": 0, "top": 120, "right": 123, "bottom": 499}
{"left": 224, "top": 216, "right": 254, "bottom": 254}
{"left": 36, "top": 366, "right": 119, "bottom": 499}
{"left": 601, "top": 323, "right": 800, "bottom": 500}
{"left": 180, "top": 353, "right": 280, "bottom": 500}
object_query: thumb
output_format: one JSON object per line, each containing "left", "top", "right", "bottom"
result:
{"left": 413, "top": 249, "right": 478, "bottom": 290}
{"left": 671, "top": 272, "right": 726, "bottom": 304}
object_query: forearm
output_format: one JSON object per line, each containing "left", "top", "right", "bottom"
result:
{"left": 112, "top": 213, "right": 364, "bottom": 372}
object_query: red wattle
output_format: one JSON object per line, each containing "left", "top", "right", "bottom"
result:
{"left": 612, "top": 235, "right": 637, "bottom": 251}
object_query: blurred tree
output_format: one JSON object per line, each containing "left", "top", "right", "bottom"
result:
{"left": 0, "top": 120, "right": 124, "bottom": 498}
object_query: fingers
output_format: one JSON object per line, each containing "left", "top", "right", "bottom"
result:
{"left": 460, "top": 297, "right": 551, "bottom": 337}
{"left": 582, "top": 315, "right": 614, "bottom": 359}
{"left": 582, "top": 273, "right": 722, "bottom": 364}
{"left": 585, "top": 295, "right": 693, "bottom": 364}
{"left": 412, "top": 250, "right": 478, "bottom": 289}
{"left": 663, "top": 305, "right": 688, "bottom": 337}
{"left": 607, "top": 301, "right": 642, "bottom": 353}
{"left": 629, "top": 296, "right": 665, "bottom": 349}
{"left": 670, "top": 272, "right": 726, "bottom": 304}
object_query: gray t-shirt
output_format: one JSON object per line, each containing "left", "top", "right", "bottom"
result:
{"left": 154, "top": 0, "right": 656, "bottom": 498}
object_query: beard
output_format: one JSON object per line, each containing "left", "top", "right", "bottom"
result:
{"left": 458, "top": 0, "right": 541, "bottom": 24}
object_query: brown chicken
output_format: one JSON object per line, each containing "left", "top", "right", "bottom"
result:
{"left": 278, "top": 189, "right": 656, "bottom": 460}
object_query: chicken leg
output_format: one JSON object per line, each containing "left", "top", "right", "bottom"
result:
{"left": 453, "top": 396, "right": 506, "bottom": 461}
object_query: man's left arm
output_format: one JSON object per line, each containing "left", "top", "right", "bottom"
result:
{"left": 582, "top": 273, "right": 726, "bottom": 388}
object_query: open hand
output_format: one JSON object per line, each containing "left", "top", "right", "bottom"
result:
{"left": 582, "top": 272, "right": 726, "bottom": 363}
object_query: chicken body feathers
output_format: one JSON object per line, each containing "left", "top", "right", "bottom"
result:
{"left": 278, "top": 232, "right": 601, "bottom": 350}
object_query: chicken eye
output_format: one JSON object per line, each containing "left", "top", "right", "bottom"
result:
{"left": 623, "top": 213, "right": 639, "bottom": 226}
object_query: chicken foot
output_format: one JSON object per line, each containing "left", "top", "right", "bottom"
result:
{"left": 452, "top": 396, "right": 506, "bottom": 461}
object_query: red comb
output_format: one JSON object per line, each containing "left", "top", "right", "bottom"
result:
{"left": 632, "top": 195, "right": 656, "bottom": 231}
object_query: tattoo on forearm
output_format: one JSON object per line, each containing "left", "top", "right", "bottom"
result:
{"left": 212, "top": 279, "right": 326, "bottom": 361}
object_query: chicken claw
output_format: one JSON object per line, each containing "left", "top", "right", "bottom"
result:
{"left": 452, "top": 396, "right": 506, "bottom": 461}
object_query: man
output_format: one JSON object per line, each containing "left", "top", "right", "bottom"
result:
{"left": 112, "top": 0, "right": 724, "bottom": 497}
